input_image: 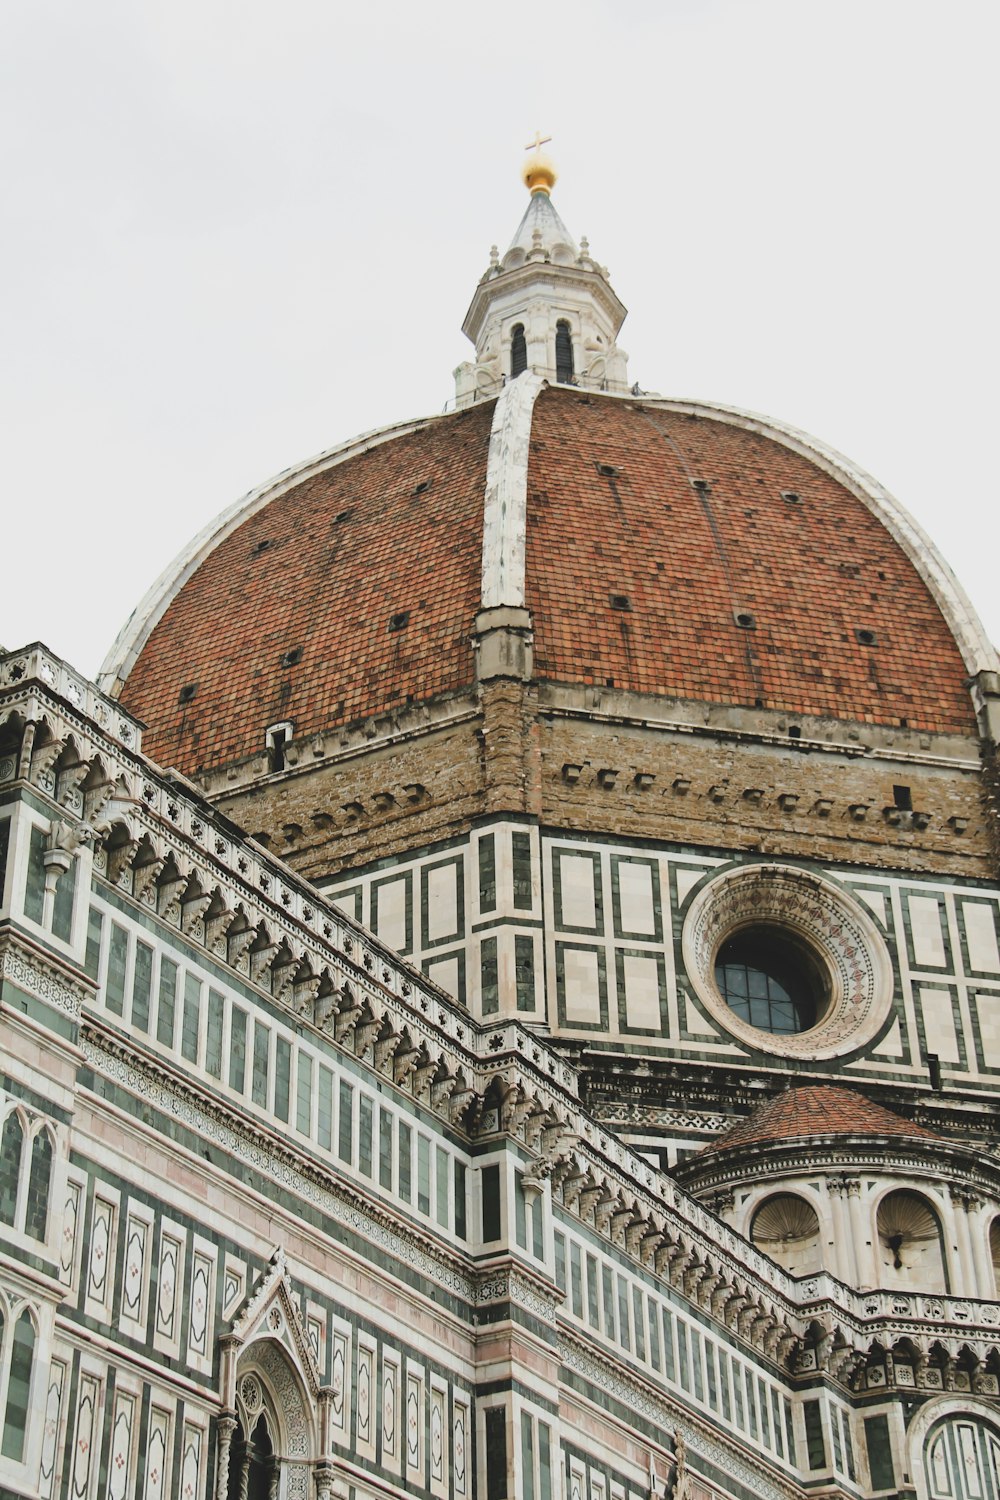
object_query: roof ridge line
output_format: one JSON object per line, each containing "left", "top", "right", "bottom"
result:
{"left": 480, "top": 373, "right": 546, "bottom": 609}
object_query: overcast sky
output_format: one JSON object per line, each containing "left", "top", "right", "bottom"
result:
{"left": 3, "top": 0, "right": 997, "bottom": 683}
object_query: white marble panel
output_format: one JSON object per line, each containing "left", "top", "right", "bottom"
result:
{"left": 919, "top": 986, "right": 961, "bottom": 1062}
{"left": 425, "top": 864, "right": 457, "bottom": 942}
{"left": 964, "top": 902, "right": 1000, "bottom": 973}
{"left": 623, "top": 954, "right": 661, "bottom": 1030}
{"left": 563, "top": 948, "right": 602, "bottom": 1024}
{"left": 375, "top": 879, "right": 408, "bottom": 953}
{"left": 973, "top": 992, "right": 1000, "bottom": 1068}
{"left": 617, "top": 861, "right": 656, "bottom": 936}
{"left": 871, "top": 1017, "right": 905, "bottom": 1059}
{"left": 425, "top": 956, "right": 460, "bottom": 1000}
{"left": 855, "top": 888, "right": 887, "bottom": 926}
{"left": 559, "top": 855, "right": 596, "bottom": 929}
{"left": 674, "top": 867, "right": 704, "bottom": 907}
{"left": 909, "top": 896, "right": 947, "bottom": 967}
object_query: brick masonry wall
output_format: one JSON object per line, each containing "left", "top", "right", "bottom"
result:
{"left": 214, "top": 680, "right": 996, "bottom": 887}
{"left": 217, "top": 716, "right": 488, "bottom": 883}
{"left": 538, "top": 716, "right": 995, "bottom": 881}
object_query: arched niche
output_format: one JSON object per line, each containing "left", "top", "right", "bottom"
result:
{"left": 876, "top": 1189, "right": 947, "bottom": 1293}
{"left": 750, "top": 1193, "right": 823, "bottom": 1276}
{"left": 989, "top": 1216, "right": 1000, "bottom": 1296}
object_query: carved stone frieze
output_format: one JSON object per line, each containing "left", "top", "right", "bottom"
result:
{"left": 0, "top": 933, "right": 88, "bottom": 1018}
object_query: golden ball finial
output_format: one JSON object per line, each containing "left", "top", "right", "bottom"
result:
{"left": 523, "top": 132, "right": 556, "bottom": 196}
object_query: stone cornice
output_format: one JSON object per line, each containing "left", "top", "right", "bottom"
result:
{"left": 677, "top": 1135, "right": 1000, "bottom": 1199}
{"left": 0, "top": 927, "right": 92, "bottom": 1023}
{"left": 537, "top": 679, "right": 982, "bottom": 770}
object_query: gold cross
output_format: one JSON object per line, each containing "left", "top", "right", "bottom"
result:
{"left": 524, "top": 131, "right": 552, "bottom": 154}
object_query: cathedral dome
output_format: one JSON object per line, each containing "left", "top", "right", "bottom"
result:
{"left": 104, "top": 378, "right": 987, "bottom": 779}
{"left": 101, "top": 165, "right": 996, "bottom": 784}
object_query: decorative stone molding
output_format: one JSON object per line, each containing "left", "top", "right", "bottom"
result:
{"left": 480, "top": 372, "right": 544, "bottom": 609}
{"left": 558, "top": 1334, "right": 801, "bottom": 1500}
{"left": 0, "top": 933, "right": 89, "bottom": 1019}
{"left": 85, "top": 1029, "right": 478, "bottom": 1297}
{"left": 681, "top": 863, "right": 894, "bottom": 1060}
{"left": 473, "top": 1262, "right": 561, "bottom": 1323}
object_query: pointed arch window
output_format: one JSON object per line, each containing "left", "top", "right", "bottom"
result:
{"left": 228, "top": 1412, "right": 276, "bottom": 1500}
{"left": 25, "top": 1132, "right": 52, "bottom": 1243}
{"left": 0, "top": 1115, "right": 22, "bottom": 1226}
{"left": 0, "top": 1109, "right": 55, "bottom": 1243}
{"left": 555, "top": 320, "right": 574, "bottom": 384}
{"left": 510, "top": 324, "right": 527, "bottom": 379}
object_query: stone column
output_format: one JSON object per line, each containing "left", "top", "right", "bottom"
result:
{"left": 827, "top": 1177, "right": 858, "bottom": 1285}
{"left": 265, "top": 1457, "right": 280, "bottom": 1500}
{"left": 215, "top": 1415, "right": 238, "bottom": 1500}
{"left": 962, "top": 1191, "right": 993, "bottom": 1299}
{"left": 314, "top": 1464, "right": 347, "bottom": 1500}
{"left": 843, "top": 1179, "right": 871, "bottom": 1287}
{"left": 948, "top": 1187, "right": 976, "bottom": 1297}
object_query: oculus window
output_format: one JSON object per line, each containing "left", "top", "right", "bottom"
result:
{"left": 714, "top": 925, "right": 827, "bottom": 1034}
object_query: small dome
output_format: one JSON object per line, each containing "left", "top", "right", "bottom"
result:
{"left": 698, "top": 1084, "right": 940, "bottom": 1156}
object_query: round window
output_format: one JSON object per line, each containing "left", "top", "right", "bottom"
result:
{"left": 682, "top": 863, "right": 893, "bottom": 1059}
{"left": 714, "top": 925, "right": 829, "bottom": 1034}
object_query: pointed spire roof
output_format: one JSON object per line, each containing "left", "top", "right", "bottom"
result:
{"left": 699, "top": 1084, "right": 940, "bottom": 1156}
{"left": 505, "top": 190, "right": 577, "bottom": 261}
{"left": 455, "top": 143, "right": 631, "bottom": 406}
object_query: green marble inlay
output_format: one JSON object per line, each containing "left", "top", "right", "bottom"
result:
{"left": 515, "top": 934, "right": 535, "bottom": 1012}
{"left": 512, "top": 831, "right": 533, "bottom": 911}
{"left": 481, "top": 937, "right": 499, "bottom": 1016}
{"left": 478, "top": 834, "right": 496, "bottom": 914}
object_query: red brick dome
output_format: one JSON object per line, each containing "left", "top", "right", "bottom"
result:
{"left": 105, "top": 383, "right": 983, "bottom": 778}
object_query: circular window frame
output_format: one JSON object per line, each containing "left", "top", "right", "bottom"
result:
{"left": 682, "top": 863, "right": 893, "bottom": 1059}
{"left": 714, "top": 923, "right": 830, "bottom": 1034}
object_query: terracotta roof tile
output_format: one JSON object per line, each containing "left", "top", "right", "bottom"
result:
{"left": 700, "top": 1084, "right": 940, "bottom": 1155}
{"left": 121, "top": 402, "right": 495, "bottom": 772}
{"left": 524, "top": 390, "right": 975, "bottom": 735}
{"left": 119, "top": 387, "right": 977, "bottom": 778}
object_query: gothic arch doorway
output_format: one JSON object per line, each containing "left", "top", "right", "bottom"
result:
{"left": 218, "top": 1250, "right": 333, "bottom": 1500}
{"left": 225, "top": 1346, "right": 314, "bottom": 1499}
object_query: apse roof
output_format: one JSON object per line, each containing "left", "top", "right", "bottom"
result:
{"left": 699, "top": 1084, "right": 941, "bottom": 1155}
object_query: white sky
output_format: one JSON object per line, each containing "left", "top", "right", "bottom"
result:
{"left": 3, "top": 0, "right": 997, "bottom": 682}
